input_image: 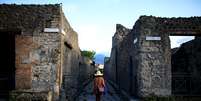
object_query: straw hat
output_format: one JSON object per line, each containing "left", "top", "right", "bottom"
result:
{"left": 94, "top": 70, "right": 103, "bottom": 76}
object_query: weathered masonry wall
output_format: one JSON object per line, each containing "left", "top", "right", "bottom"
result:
{"left": 105, "top": 16, "right": 201, "bottom": 98}
{"left": 60, "top": 11, "right": 81, "bottom": 101}
{"left": 137, "top": 16, "right": 171, "bottom": 96}
{"left": 105, "top": 23, "right": 140, "bottom": 97}
{"left": 0, "top": 4, "right": 94, "bottom": 101}
{"left": 0, "top": 4, "right": 62, "bottom": 100}
{"left": 60, "top": 11, "right": 95, "bottom": 101}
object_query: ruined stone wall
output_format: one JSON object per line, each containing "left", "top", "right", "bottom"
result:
{"left": 62, "top": 49, "right": 94, "bottom": 101}
{"left": 60, "top": 12, "right": 95, "bottom": 101}
{"left": 105, "top": 24, "right": 138, "bottom": 96}
{"left": 105, "top": 22, "right": 142, "bottom": 97}
{"left": 14, "top": 27, "right": 62, "bottom": 101}
{"left": 0, "top": 4, "right": 64, "bottom": 100}
{"left": 106, "top": 16, "right": 201, "bottom": 98}
{"left": 0, "top": 4, "right": 96, "bottom": 101}
{"left": 62, "top": 50, "right": 95, "bottom": 101}
{"left": 13, "top": 33, "right": 61, "bottom": 101}
{"left": 105, "top": 16, "right": 173, "bottom": 98}
{"left": 104, "top": 48, "right": 117, "bottom": 83}
{"left": 114, "top": 25, "right": 132, "bottom": 93}
{"left": 62, "top": 48, "right": 80, "bottom": 100}
{"left": 129, "top": 20, "right": 141, "bottom": 96}
{"left": 60, "top": 11, "right": 80, "bottom": 101}
{"left": 136, "top": 16, "right": 201, "bottom": 97}
{"left": 156, "top": 16, "right": 201, "bottom": 35}
{"left": 172, "top": 37, "right": 201, "bottom": 95}
{"left": 78, "top": 57, "right": 95, "bottom": 88}
{"left": 0, "top": 4, "right": 61, "bottom": 34}
{"left": 105, "top": 24, "right": 131, "bottom": 84}
{"left": 137, "top": 16, "right": 171, "bottom": 96}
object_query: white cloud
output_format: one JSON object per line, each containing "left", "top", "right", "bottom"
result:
{"left": 76, "top": 24, "right": 113, "bottom": 56}
{"left": 169, "top": 36, "right": 194, "bottom": 48}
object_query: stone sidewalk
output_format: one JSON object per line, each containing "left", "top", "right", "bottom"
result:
{"left": 76, "top": 80, "right": 122, "bottom": 101}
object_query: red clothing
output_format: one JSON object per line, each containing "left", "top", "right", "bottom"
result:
{"left": 93, "top": 76, "right": 105, "bottom": 101}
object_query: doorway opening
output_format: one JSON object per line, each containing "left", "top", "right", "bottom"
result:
{"left": 170, "top": 35, "right": 201, "bottom": 95}
{"left": 0, "top": 31, "right": 17, "bottom": 99}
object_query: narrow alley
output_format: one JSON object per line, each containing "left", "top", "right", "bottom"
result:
{"left": 76, "top": 80, "right": 122, "bottom": 101}
{"left": 1, "top": 3, "right": 201, "bottom": 101}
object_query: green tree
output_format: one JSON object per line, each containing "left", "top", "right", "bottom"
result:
{"left": 81, "top": 50, "right": 96, "bottom": 60}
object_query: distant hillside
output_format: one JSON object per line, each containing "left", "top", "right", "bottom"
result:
{"left": 94, "top": 54, "right": 105, "bottom": 64}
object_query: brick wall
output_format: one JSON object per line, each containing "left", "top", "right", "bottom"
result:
{"left": 15, "top": 35, "right": 34, "bottom": 89}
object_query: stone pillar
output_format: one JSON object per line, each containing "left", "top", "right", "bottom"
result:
{"left": 137, "top": 16, "right": 171, "bottom": 97}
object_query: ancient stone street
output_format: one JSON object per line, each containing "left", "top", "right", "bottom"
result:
{"left": 76, "top": 80, "right": 122, "bottom": 101}
{"left": 1, "top": 3, "right": 201, "bottom": 101}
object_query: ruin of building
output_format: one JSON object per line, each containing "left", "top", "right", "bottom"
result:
{"left": 104, "top": 16, "right": 201, "bottom": 98}
{"left": 0, "top": 4, "right": 94, "bottom": 101}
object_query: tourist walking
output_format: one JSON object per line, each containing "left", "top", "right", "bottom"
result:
{"left": 93, "top": 70, "right": 105, "bottom": 101}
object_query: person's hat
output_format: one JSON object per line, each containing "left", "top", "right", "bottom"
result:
{"left": 94, "top": 70, "right": 103, "bottom": 76}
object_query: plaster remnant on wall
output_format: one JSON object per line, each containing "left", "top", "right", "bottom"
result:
{"left": 146, "top": 36, "right": 161, "bottom": 41}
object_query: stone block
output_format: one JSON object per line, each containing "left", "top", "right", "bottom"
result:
{"left": 16, "top": 66, "right": 32, "bottom": 89}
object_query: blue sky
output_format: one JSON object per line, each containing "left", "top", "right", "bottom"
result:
{"left": 1, "top": 0, "right": 201, "bottom": 56}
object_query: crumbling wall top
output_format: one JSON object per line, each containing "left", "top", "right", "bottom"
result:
{"left": 138, "top": 15, "right": 201, "bottom": 35}
{"left": 0, "top": 4, "right": 61, "bottom": 34}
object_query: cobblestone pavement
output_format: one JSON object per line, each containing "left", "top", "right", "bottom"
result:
{"left": 77, "top": 80, "right": 122, "bottom": 101}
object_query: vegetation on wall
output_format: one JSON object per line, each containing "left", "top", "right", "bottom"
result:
{"left": 81, "top": 50, "right": 96, "bottom": 60}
